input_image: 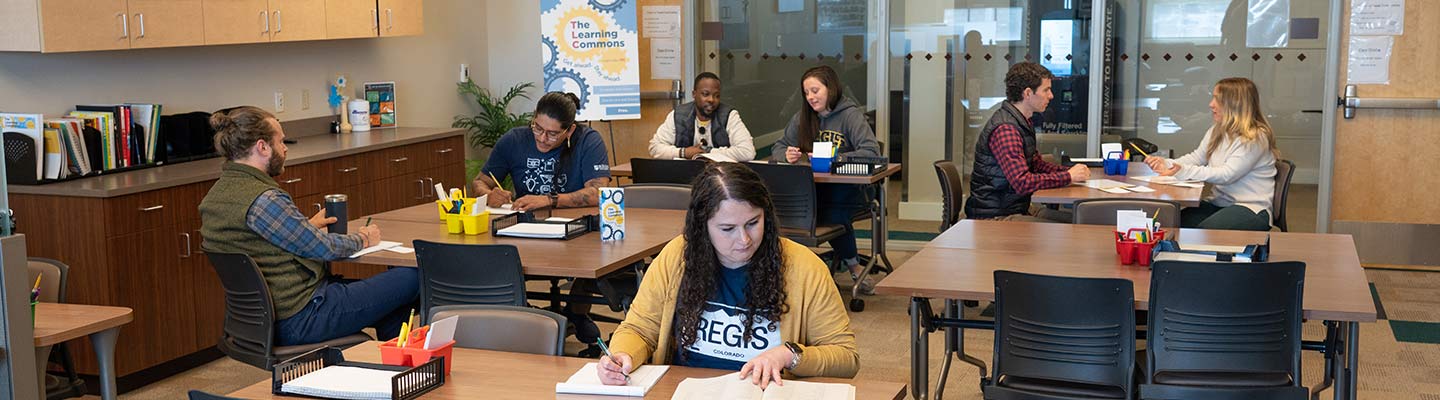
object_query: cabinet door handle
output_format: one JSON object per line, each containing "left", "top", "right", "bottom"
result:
{"left": 261, "top": 11, "right": 270, "bottom": 34}
{"left": 139, "top": 205, "right": 164, "bottom": 212}
{"left": 118, "top": 13, "right": 128, "bottom": 39}
{"left": 391, "top": 157, "right": 409, "bottom": 163}
{"left": 274, "top": 10, "right": 282, "bottom": 33}
{"left": 424, "top": 177, "right": 435, "bottom": 198}
{"left": 416, "top": 179, "right": 427, "bottom": 199}
{"left": 338, "top": 167, "right": 360, "bottom": 173}
{"left": 283, "top": 178, "right": 303, "bottom": 184}
{"left": 136, "top": 13, "right": 145, "bottom": 38}
{"left": 435, "top": 148, "right": 454, "bottom": 154}
{"left": 386, "top": 9, "right": 394, "bottom": 30}
{"left": 313, "top": 203, "right": 322, "bottom": 213}
{"left": 179, "top": 232, "right": 192, "bottom": 258}
{"left": 371, "top": 9, "right": 378, "bottom": 31}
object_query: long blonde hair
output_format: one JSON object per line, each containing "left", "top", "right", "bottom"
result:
{"left": 1208, "top": 77, "right": 1280, "bottom": 159}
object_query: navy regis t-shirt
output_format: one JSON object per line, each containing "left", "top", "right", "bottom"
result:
{"left": 481, "top": 125, "right": 611, "bottom": 198}
{"left": 675, "top": 265, "right": 782, "bottom": 371}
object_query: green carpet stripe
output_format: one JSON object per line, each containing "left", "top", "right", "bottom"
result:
{"left": 854, "top": 229, "right": 938, "bottom": 242}
{"left": 1390, "top": 320, "right": 1440, "bottom": 344}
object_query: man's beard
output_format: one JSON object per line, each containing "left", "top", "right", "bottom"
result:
{"left": 267, "top": 154, "right": 286, "bottom": 177}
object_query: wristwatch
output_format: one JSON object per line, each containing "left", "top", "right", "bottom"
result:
{"left": 548, "top": 193, "right": 559, "bottom": 207}
{"left": 783, "top": 342, "right": 803, "bottom": 370}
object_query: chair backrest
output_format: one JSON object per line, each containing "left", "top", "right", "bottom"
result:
{"left": 1272, "top": 159, "right": 1295, "bottom": 232}
{"left": 1147, "top": 261, "right": 1305, "bottom": 383}
{"left": 934, "top": 160, "right": 967, "bottom": 231}
{"left": 203, "top": 251, "right": 278, "bottom": 370}
{"left": 991, "top": 270, "right": 1136, "bottom": 397}
{"left": 746, "top": 162, "right": 819, "bottom": 235}
{"left": 630, "top": 158, "right": 709, "bottom": 185}
{"left": 27, "top": 257, "right": 68, "bottom": 303}
{"left": 188, "top": 390, "right": 243, "bottom": 400}
{"left": 427, "top": 304, "right": 567, "bottom": 356}
{"left": 413, "top": 241, "right": 527, "bottom": 321}
{"left": 621, "top": 183, "right": 693, "bottom": 210}
{"left": 1073, "top": 199, "right": 1182, "bottom": 229}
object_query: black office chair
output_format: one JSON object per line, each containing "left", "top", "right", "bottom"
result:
{"left": 934, "top": 160, "right": 968, "bottom": 232}
{"left": 1272, "top": 159, "right": 1295, "bottom": 232}
{"left": 747, "top": 162, "right": 847, "bottom": 248}
{"left": 204, "top": 251, "right": 371, "bottom": 371}
{"left": 28, "top": 258, "right": 86, "bottom": 400}
{"left": 1142, "top": 261, "right": 1308, "bottom": 400}
{"left": 983, "top": 271, "right": 1137, "bottom": 400}
{"left": 187, "top": 390, "right": 242, "bottom": 400}
{"left": 412, "top": 241, "right": 527, "bottom": 322}
{"left": 630, "top": 157, "right": 709, "bottom": 185}
{"left": 1073, "top": 199, "right": 1182, "bottom": 230}
{"left": 428, "top": 304, "right": 568, "bottom": 356}
{"left": 621, "top": 183, "right": 693, "bottom": 210}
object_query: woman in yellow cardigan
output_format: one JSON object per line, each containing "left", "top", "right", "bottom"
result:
{"left": 598, "top": 162, "right": 859, "bottom": 388}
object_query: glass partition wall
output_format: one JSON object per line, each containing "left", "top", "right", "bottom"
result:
{"left": 694, "top": 0, "right": 1332, "bottom": 231}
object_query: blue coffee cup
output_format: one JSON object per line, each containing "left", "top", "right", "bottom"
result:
{"left": 811, "top": 157, "right": 832, "bottom": 173}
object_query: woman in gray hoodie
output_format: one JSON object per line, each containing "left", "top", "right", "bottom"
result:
{"left": 771, "top": 65, "right": 883, "bottom": 292}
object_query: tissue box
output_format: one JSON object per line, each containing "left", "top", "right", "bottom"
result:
{"left": 600, "top": 188, "right": 625, "bottom": 241}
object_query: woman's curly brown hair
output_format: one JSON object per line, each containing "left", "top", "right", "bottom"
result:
{"left": 673, "top": 162, "right": 789, "bottom": 360}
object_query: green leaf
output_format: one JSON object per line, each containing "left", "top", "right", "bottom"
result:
{"left": 455, "top": 79, "right": 535, "bottom": 151}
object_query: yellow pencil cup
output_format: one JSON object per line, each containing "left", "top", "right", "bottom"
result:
{"left": 436, "top": 198, "right": 478, "bottom": 220}
{"left": 460, "top": 212, "right": 489, "bottom": 235}
{"left": 444, "top": 213, "right": 463, "bottom": 234}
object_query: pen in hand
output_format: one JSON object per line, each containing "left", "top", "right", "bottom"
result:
{"left": 595, "top": 337, "right": 630, "bottom": 383}
{"left": 364, "top": 217, "right": 372, "bottom": 227}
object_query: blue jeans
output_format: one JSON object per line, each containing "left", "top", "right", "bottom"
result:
{"left": 277, "top": 267, "right": 419, "bottom": 346}
{"left": 817, "top": 184, "right": 870, "bottom": 260}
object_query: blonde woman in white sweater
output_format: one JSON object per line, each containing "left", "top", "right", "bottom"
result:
{"left": 1145, "top": 77, "right": 1277, "bottom": 231}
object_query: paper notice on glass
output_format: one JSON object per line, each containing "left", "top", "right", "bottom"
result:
{"left": 642, "top": 6, "right": 681, "bottom": 38}
{"left": 650, "top": 38, "right": 683, "bottom": 80}
{"left": 1351, "top": 0, "right": 1405, "bottom": 36}
{"left": 1347, "top": 36, "right": 1394, "bottom": 84}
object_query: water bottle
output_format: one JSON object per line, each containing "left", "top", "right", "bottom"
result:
{"left": 324, "top": 194, "right": 349, "bottom": 234}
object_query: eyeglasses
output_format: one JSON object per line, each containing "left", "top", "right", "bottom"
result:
{"left": 531, "top": 122, "right": 570, "bottom": 139}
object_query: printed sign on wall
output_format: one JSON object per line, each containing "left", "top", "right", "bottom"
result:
{"left": 541, "top": 0, "right": 641, "bottom": 121}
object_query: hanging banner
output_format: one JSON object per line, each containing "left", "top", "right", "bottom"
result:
{"left": 541, "top": 0, "right": 641, "bottom": 121}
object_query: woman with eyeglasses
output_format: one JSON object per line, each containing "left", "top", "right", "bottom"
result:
{"left": 472, "top": 91, "right": 612, "bottom": 212}
{"left": 471, "top": 91, "right": 613, "bottom": 354}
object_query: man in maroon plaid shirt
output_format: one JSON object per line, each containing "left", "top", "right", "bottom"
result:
{"left": 964, "top": 62, "right": 1090, "bottom": 222}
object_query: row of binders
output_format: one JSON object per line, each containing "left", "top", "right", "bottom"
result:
{"left": 1, "top": 103, "right": 162, "bottom": 182}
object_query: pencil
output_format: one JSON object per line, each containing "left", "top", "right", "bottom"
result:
{"left": 487, "top": 171, "right": 502, "bottom": 189}
{"left": 1129, "top": 142, "right": 1150, "bottom": 158}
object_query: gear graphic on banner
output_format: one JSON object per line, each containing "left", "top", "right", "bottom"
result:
{"left": 541, "top": 37, "right": 559, "bottom": 73}
{"left": 587, "top": 0, "right": 628, "bottom": 13}
{"left": 545, "top": 68, "right": 591, "bottom": 112}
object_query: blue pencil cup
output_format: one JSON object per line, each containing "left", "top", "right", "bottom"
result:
{"left": 1102, "top": 152, "right": 1128, "bottom": 175}
{"left": 811, "top": 157, "right": 833, "bottom": 173}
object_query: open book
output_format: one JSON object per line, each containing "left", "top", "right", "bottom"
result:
{"left": 671, "top": 372, "right": 855, "bottom": 400}
{"left": 554, "top": 363, "right": 670, "bottom": 397}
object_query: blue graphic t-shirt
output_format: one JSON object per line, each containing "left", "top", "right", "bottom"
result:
{"left": 481, "top": 125, "right": 611, "bottom": 198}
{"left": 674, "top": 265, "right": 782, "bottom": 371}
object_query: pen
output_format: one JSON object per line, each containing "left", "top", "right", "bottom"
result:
{"left": 595, "top": 337, "right": 631, "bottom": 382}
{"left": 364, "top": 217, "right": 372, "bottom": 227}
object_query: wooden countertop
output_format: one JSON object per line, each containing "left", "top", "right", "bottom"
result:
{"left": 1030, "top": 162, "right": 1203, "bottom": 206}
{"left": 9, "top": 127, "right": 463, "bottom": 198}
{"left": 228, "top": 341, "right": 907, "bottom": 399}
{"left": 874, "top": 220, "right": 1378, "bottom": 322}
{"left": 33, "top": 302, "right": 134, "bottom": 346}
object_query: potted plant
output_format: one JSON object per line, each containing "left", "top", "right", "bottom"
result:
{"left": 453, "top": 79, "right": 535, "bottom": 183}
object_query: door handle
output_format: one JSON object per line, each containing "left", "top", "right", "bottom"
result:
{"left": 179, "top": 232, "right": 192, "bottom": 258}
{"left": 136, "top": 13, "right": 145, "bottom": 38}
{"left": 1342, "top": 84, "right": 1440, "bottom": 119}
{"left": 424, "top": 177, "right": 435, "bottom": 198}
{"left": 119, "top": 13, "right": 128, "bottom": 39}
{"left": 283, "top": 178, "right": 303, "bottom": 184}
{"left": 261, "top": 11, "right": 270, "bottom": 34}
{"left": 386, "top": 9, "right": 394, "bottom": 30}
{"left": 274, "top": 10, "right": 282, "bottom": 33}
{"left": 338, "top": 167, "right": 360, "bottom": 173}
{"left": 371, "top": 9, "right": 378, "bottom": 31}
{"left": 416, "top": 179, "right": 427, "bottom": 199}
{"left": 391, "top": 157, "right": 409, "bottom": 163}
{"left": 435, "top": 148, "right": 454, "bottom": 154}
{"left": 139, "top": 205, "right": 164, "bottom": 212}
{"left": 313, "top": 203, "right": 322, "bottom": 214}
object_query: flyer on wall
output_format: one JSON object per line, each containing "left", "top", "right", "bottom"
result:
{"left": 541, "top": 0, "right": 642, "bottom": 121}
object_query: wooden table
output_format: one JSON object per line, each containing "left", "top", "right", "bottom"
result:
{"left": 34, "top": 303, "right": 133, "bottom": 400}
{"left": 1031, "top": 162, "right": 1203, "bottom": 206}
{"left": 874, "top": 220, "right": 1376, "bottom": 400}
{"left": 613, "top": 161, "right": 903, "bottom": 312}
{"left": 227, "top": 341, "right": 907, "bottom": 399}
{"left": 350, "top": 205, "right": 687, "bottom": 279}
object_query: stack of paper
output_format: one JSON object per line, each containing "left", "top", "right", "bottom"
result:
{"left": 1116, "top": 210, "right": 1154, "bottom": 239}
{"left": 554, "top": 363, "right": 670, "bottom": 397}
{"left": 280, "top": 365, "right": 402, "bottom": 400}
{"left": 671, "top": 372, "right": 855, "bottom": 400}
{"left": 1081, "top": 179, "right": 1133, "bottom": 189}
{"left": 496, "top": 223, "right": 569, "bottom": 239}
{"left": 349, "top": 241, "right": 402, "bottom": 258}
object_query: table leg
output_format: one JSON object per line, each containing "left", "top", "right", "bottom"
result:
{"left": 1312, "top": 321, "right": 1338, "bottom": 400}
{"left": 34, "top": 345, "right": 52, "bottom": 399}
{"left": 1345, "top": 322, "right": 1359, "bottom": 400}
{"left": 911, "top": 297, "right": 931, "bottom": 400}
{"left": 849, "top": 180, "right": 894, "bottom": 311}
{"left": 90, "top": 327, "right": 120, "bottom": 400}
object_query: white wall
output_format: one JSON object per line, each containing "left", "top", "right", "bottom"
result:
{"left": 0, "top": 0, "right": 490, "bottom": 132}
{"left": 482, "top": 0, "right": 544, "bottom": 115}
